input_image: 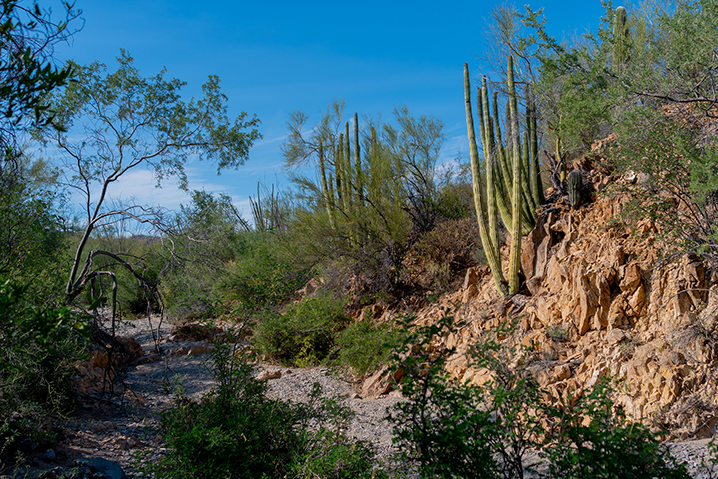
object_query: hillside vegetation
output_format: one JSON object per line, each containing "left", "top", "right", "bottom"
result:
{"left": 2, "top": 0, "right": 718, "bottom": 477}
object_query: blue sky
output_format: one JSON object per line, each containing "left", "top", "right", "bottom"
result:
{"left": 50, "top": 0, "right": 610, "bottom": 220}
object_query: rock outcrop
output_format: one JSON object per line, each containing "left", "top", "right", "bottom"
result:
{"left": 381, "top": 170, "right": 717, "bottom": 439}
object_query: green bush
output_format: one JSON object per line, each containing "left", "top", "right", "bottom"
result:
{"left": 389, "top": 316, "right": 691, "bottom": 479}
{"left": 148, "top": 340, "right": 384, "bottom": 479}
{"left": 217, "top": 231, "right": 310, "bottom": 315}
{"left": 545, "top": 377, "right": 690, "bottom": 479}
{"left": 336, "top": 317, "right": 408, "bottom": 376}
{"left": 389, "top": 316, "right": 545, "bottom": 479}
{"left": 0, "top": 278, "right": 89, "bottom": 467}
{"left": 253, "top": 294, "right": 348, "bottom": 367}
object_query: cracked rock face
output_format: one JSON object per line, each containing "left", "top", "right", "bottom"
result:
{"left": 399, "top": 173, "right": 718, "bottom": 441}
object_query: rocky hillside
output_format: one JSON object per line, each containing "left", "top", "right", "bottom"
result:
{"left": 379, "top": 165, "right": 718, "bottom": 440}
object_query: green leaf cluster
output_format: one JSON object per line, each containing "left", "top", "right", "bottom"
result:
{"left": 148, "top": 339, "right": 384, "bottom": 479}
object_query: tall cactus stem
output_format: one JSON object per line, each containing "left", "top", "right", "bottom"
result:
{"left": 482, "top": 76, "right": 500, "bottom": 254}
{"left": 354, "top": 112, "right": 363, "bottom": 203}
{"left": 318, "top": 141, "right": 335, "bottom": 229}
{"left": 507, "top": 56, "right": 523, "bottom": 295}
{"left": 613, "top": 6, "right": 629, "bottom": 67}
{"left": 464, "top": 63, "right": 507, "bottom": 296}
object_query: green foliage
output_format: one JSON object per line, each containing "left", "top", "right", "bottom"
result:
{"left": 216, "top": 231, "right": 310, "bottom": 317}
{"left": 253, "top": 294, "right": 348, "bottom": 367}
{"left": 703, "top": 438, "right": 718, "bottom": 478}
{"left": 389, "top": 315, "right": 545, "bottom": 479}
{"left": 389, "top": 315, "right": 501, "bottom": 479}
{"left": 0, "top": 162, "right": 68, "bottom": 302}
{"left": 389, "top": 315, "right": 691, "bottom": 479}
{"left": 0, "top": 278, "right": 89, "bottom": 467}
{"left": 282, "top": 100, "right": 449, "bottom": 293}
{"left": 148, "top": 339, "right": 383, "bottom": 479}
{"left": 609, "top": 106, "right": 718, "bottom": 261}
{"left": 545, "top": 378, "right": 690, "bottom": 479}
{"left": 42, "top": 50, "right": 261, "bottom": 303}
{"left": 0, "top": 0, "right": 80, "bottom": 155}
{"left": 336, "top": 316, "right": 408, "bottom": 376}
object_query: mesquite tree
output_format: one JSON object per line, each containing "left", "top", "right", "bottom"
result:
{"left": 42, "top": 51, "right": 261, "bottom": 306}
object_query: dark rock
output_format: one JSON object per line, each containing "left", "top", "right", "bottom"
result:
{"left": 91, "top": 457, "right": 127, "bottom": 479}
{"left": 42, "top": 448, "right": 57, "bottom": 462}
{"left": 17, "top": 437, "right": 33, "bottom": 452}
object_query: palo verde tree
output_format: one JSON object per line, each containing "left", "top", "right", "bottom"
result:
{"left": 41, "top": 50, "right": 261, "bottom": 307}
{"left": 0, "top": 0, "right": 81, "bottom": 168}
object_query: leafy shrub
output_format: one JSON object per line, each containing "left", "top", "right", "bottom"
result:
{"left": 148, "top": 339, "right": 383, "bottom": 479}
{"left": 336, "top": 317, "right": 408, "bottom": 376}
{"left": 388, "top": 315, "right": 516, "bottom": 478}
{"left": 218, "top": 231, "right": 310, "bottom": 315}
{"left": 545, "top": 377, "right": 690, "bottom": 479}
{"left": 0, "top": 278, "right": 89, "bottom": 467}
{"left": 703, "top": 438, "right": 718, "bottom": 478}
{"left": 253, "top": 294, "right": 348, "bottom": 367}
{"left": 389, "top": 315, "right": 691, "bottom": 479}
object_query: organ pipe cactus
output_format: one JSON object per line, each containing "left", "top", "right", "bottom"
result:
{"left": 464, "top": 56, "right": 546, "bottom": 297}
{"left": 613, "top": 6, "right": 630, "bottom": 67}
{"left": 506, "top": 55, "right": 522, "bottom": 295}
{"left": 464, "top": 62, "right": 508, "bottom": 297}
{"left": 354, "top": 112, "right": 363, "bottom": 202}
{"left": 318, "top": 141, "right": 336, "bottom": 229}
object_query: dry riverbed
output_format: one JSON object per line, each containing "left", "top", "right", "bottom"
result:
{"left": 8, "top": 315, "right": 715, "bottom": 479}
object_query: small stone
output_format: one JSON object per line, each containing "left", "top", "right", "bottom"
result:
{"left": 42, "top": 448, "right": 57, "bottom": 461}
{"left": 17, "top": 438, "right": 33, "bottom": 452}
{"left": 256, "top": 369, "right": 282, "bottom": 381}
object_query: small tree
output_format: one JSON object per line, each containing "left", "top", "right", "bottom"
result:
{"left": 41, "top": 50, "right": 261, "bottom": 307}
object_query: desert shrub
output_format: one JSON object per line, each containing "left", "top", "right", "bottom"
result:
{"left": 149, "top": 340, "right": 383, "bottom": 479}
{"left": 218, "top": 231, "right": 310, "bottom": 315}
{"left": 404, "top": 217, "right": 481, "bottom": 291}
{"left": 545, "top": 377, "right": 690, "bottom": 479}
{"left": 336, "top": 317, "right": 408, "bottom": 376}
{"left": 389, "top": 315, "right": 691, "bottom": 479}
{"left": 253, "top": 294, "right": 348, "bottom": 367}
{"left": 0, "top": 278, "right": 89, "bottom": 468}
{"left": 703, "top": 438, "right": 718, "bottom": 478}
{"left": 389, "top": 316, "right": 512, "bottom": 478}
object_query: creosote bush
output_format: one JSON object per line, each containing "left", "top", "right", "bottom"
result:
{"left": 336, "top": 316, "right": 408, "bottom": 376}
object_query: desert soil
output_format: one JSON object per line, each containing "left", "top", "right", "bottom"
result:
{"left": 16, "top": 314, "right": 716, "bottom": 479}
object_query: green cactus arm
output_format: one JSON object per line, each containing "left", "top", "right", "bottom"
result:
{"left": 522, "top": 130, "right": 539, "bottom": 216}
{"left": 526, "top": 87, "right": 544, "bottom": 205}
{"left": 507, "top": 56, "right": 523, "bottom": 296}
{"left": 481, "top": 76, "right": 500, "bottom": 253}
{"left": 354, "top": 112, "right": 363, "bottom": 202}
{"left": 568, "top": 169, "right": 583, "bottom": 208}
{"left": 464, "top": 63, "right": 507, "bottom": 297}
{"left": 613, "top": 6, "right": 630, "bottom": 66}
{"left": 343, "top": 122, "right": 352, "bottom": 210}
{"left": 336, "top": 133, "right": 344, "bottom": 202}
